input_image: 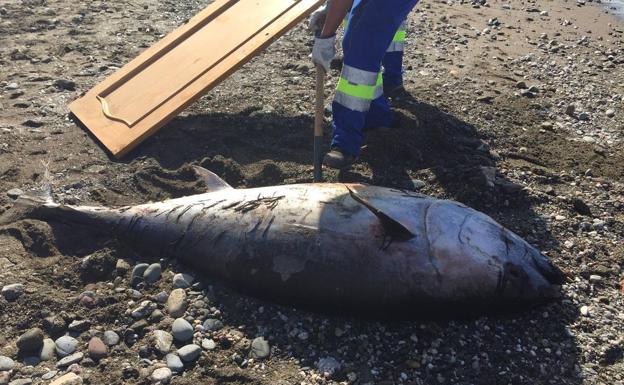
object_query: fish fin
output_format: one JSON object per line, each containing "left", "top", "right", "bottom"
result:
{"left": 347, "top": 187, "right": 415, "bottom": 242}
{"left": 191, "top": 165, "right": 233, "bottom": 191}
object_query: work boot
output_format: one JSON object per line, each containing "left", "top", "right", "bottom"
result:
{"left": 323, "top": 147, "right": 357, "bottom": 169}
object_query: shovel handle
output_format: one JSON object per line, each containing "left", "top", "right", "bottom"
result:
{"left": 313, "top": 65, "right": 325, "bottom": 183}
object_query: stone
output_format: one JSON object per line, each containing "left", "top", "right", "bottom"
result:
{"left": 317, "top": 356, "right": 342, "bottom": 377}
{"left": 166, "top": 289, "right": 187, "bottom": 318}
{"left": 16, "top": 328, "right": 44, "bottom": 354}
{"left": 201, "top": 339, "right": 216, "bottom": 350}
{"left": 250, "top": 337, "right": 270, "bottom": 359}
{"left": 131, "top": 263, "right": 149, "bottom": 286}
{"left": 49, "top": 372, "right": 82, "bottom": 385}
{"left": 578, "top": 112, "right": 590, "bottom": 121}
{"left": 172, "top": 273, "right": 194, "bottom": 289}
{"left": 55, "top": 336, "right": 79, "bottom": 357}
{"left": 589, "top": 275, "right": 602, "bottom": 283}
{"left": 42, "top": 370, "right": 57, "bottom": 380}
{"left": 43, "top": 316, "right": 66, "bottom": 336}
{"left": 67, "top": 320, "right": 90, "bottom": 333}
{"left": 143, "top": 263, "right": 161, "bottom": 284}
{"left": 56, "top": 352, "right": 83, "bottom": 368}
{"left": 171, "top": 319, "right": 193, "bottom": 342}
{"left": 149, "top": 309, "right": 164, "bottom": 322}
{"left": 2, "top": 283, "right": 24, "bottom": 301}
{"left": 202, "top": 319, "right": 223, "bottom": 332}
{"left": 177, "top": 345, "right": 201, "bottom": 362}
{"left": 151, "top": 367, "right": 172, "bottom": 384}
{"left": 39, "top": 338, "right": 56, "bottom": 361}
{"left": 102, "top": 331, "right": 120, "bottom": 346}
{"left": 23, "top": 356, "right": 40, "bottom": 366}
{"left": 606, "top": 109, "right": 615, "bottom": 118}
{"left": 115, "top": 259, "right": 131, "bottom": 275}
{"left": 165, "top": 353, "right": 184, "bottom": 373}
{"left": 580, "top": 305, "right": 589, "bottom": 317}
{"left": 53, "top": 79, "right": 76, "bottom": 91}
{"left": 6, "top": 188, "right": 24, "bottom": 199}
{"left": 0, "top": 356, "right": 15, "bottom": 371}
{"left": 151, "top": 330, "right": 173, "bottom": 354}
{"left": 7, "top": 380, "right": 31, "bottom": 385}
{"left": 87, "top": 337, "right": 107, "bottom": 360}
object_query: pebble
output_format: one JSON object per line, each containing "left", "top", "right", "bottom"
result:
{"left": 578, "top": 112, "right": 590, "bottom": 121}
{"left": 250, "top": 337, "right": 270, "bottom": 360}
{"left": 115, "top": 259, "right": 131, "bottom": 275}
{"left": 317, "top": 356, "right": 342, "bottom": 377}
{"left": 67, "top": 320, "right": 90, "bottom": 332}
{"left": 40, "top": 338, "right": 56, "bottom": 361}
{"left": 102, "top": 331, "right": 120, "bottom": 346}
{"left": 16, "top": 328, "right": 44, "bottom": 354}
{"left": 154, "top": 291, "right": 169, "bottom": 303}
{"left": 201, "top": 339, "right": 216, "bottom": 350}
{"left": 151, "top": 367, "right": 172, "bottom": 384}
{"left": 171, "top": 319, "right": 193, "bottom": 342}
{"left": 177, "top": 344, "right": 201, "bottom": 362}
{"left": 23, "top": 356, "right": 40, "bottom": 366}
{"left": 202, "top": 319, "right": 223, "bottom": 332}
{"left": 49, "top": 372, "right": 82, "bottom": 385}
{"left": 151, "top": 330, "right": 173, "bottom": 354}
{"left": 589, "top": 275, "right": 602, "bottom": 283}
{"left": 6, "top": 188, "right": 24, "bottom": 199}
{"left": 143, "top": 263, "right": 162, "bottom": 284}
{"left": 166, "top": 289, "right": 187, "bottom": 318}
{"left": 131, "top": 263, "right": 149, "bottom": 286}
{"left": 7, "top": 380, "right": 32, "bottom": 385}
{"left": 1, "top": 283, "right": 24, "bottom": 301}
{"left": 605, "top": 109, "right": 615, "bottom": 117}
{"left": 87, "top": 337, "right": 107, "bottom": 360}
{"left": 56, "top": 352, "right": 83, "bottom": 368}
{"left": 165, "top": 353, "right": 184, "bottom": 373}
{"left": 55, "top": 336, "right": 79, "bottom": 357}
{"left": 42, "top": 370, "right": 57, "bottom": 380}
{"left": 580, "top": 305, "right": 590, "bottom": 317}
{"left": 172, "top": 273, "right": 194, "bottom": 289}
{"left": 43, "top": 316, "right": 66, "bottom": 336}
{"left": 0, "top": 356, "right": 15, "bottom": 371}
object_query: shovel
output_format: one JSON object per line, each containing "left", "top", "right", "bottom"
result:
{"left": 313, "top": 64, "right": 326, "bottom": 183}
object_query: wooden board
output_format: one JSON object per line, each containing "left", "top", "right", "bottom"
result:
{"left": 69, "top": 0, "right": 324, "bottom": 158}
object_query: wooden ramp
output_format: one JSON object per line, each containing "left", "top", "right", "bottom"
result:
{"left": 69, "top": 0, "right": 324, "bottom": 158}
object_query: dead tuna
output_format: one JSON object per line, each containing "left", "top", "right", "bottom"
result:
{"left": 16, "top": 167, "right": 564, "bottom": 314}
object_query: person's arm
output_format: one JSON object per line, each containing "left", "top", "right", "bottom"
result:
{"left": 319, "top": 0, "right": 353, "bottom": 37}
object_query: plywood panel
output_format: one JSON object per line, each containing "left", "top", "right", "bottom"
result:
{"left": 69, "top": 0, "right": 324, "bottom": 158}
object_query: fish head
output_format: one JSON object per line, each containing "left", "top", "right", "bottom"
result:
{"left": 425, "top": 202, "right": 564, "bottom": 302}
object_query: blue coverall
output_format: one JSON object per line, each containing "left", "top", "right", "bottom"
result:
{"left": 331, "top": 0, "right": 418, "bottom": 157}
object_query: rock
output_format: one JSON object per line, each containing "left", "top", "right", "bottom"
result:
{"left": 606, "top": 109, "right": 615, "bottom": 118}
{"left": 67, "top": 320, "right": 90, "bottom": 333}
{"left": 79, "top": 252, "right": 116, "bottom": 281}
{"left": 317, "top": 356, "right": 342, "bottom": 377}
{"left": 143, "top": 263, "right": 161, "bottom": 284}
{"left": 1, "top": 284, "right": 24, "bottom": 301}
{"left": 42, "top": 370, "right": 57, "bottom": 380}
{"left": 177, "top": 345, "right": 201, "bottom": 362}
{"left": 16, "top": 328, "right": 44, "bottom": 355}
{"left": 166, "top": 289, "right": 187, "bottom": 318}
{"left": 154, "top": 291, "right": 169, "bottom": 303}
{"left": 23, "top": 356, "right": 40, "bottom": 366}
{"left": 6, "top": 188, "right": 24, "bottom": 199}
{"left": 571, "top": 198, "right": 591, "bottom": 216}
{"left": 151, "top": 330, "right": 173, "bottom": 354}
{"left": 541, "top": 121, "right": 554, "bottom": 130}
{"left": 202, "top": 319, "right": 223, "bottom": 332}
{"left": 7, "top": 380, "right": 32, "bottom": 385}
{"left": 172, "top": 273, "right": 194, "bottom": 289}
{"left": 171, "top": 319, "right": 193, "bottom": 342}
{"left": 87, "top": 337, "right": 107, "bottom": 360}
{"left": 589, "top": 275, "right": 602, "bottom": 283}
{"left": 515, "top": 81, "right": 528, "bottom": 89}
{"left": 102, "top": 331, "right": 120, "bottom": 346}
{"left": 53, "top": 79, "right": 76, "bottom": 91}
{"left": 43, "top": 316, "right": 66, "bottom": 337}
{"left": 151, "top": 367, "right": 172, "bottom": 384}
{"left": 201, "top": 339, "right": 216, "bottom": 350}
{"left": 149, "top": 309, "right": 164, "bottom": 322}
{"left": 130, "top": 319, "right": 149, "bottom": 332}
{"left": 165, "top": 353, "right": 184, "bottom": 373}
{"left": 49, "top": 372, "right": 82, "bottom": 385}
{"left": 131, "top": 300, "right": 155, "bottom": 319}
{"left": 580, "top": 305, "right": 590, "bottom": 317}
{"left": 565, "top": 104, "right": 576, "bottom": 116}
{"left": 578, "top": 112, "right": 590, "bottom": 121}
{"left": 115, "top": 259, "right": 131, "bottom": 276}
{"left": 0, "top": 356, "right": 15, "bottom": 371}
{"left": 56, "top": 352, "right": 83, "bottom": 368}
{"left": 55, "top": 336, "right": 78, "bottom": 357}
{"left": 39, "top": 338, "right": 56, "bottom": 361}
{"left": 250, "top": 337, "right": 270, "bottom": 359}
{"left": 131, "top": 263, "right": 149, "bottom": 286}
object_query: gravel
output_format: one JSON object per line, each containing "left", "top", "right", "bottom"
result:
{"left": 171, "top": 319, "right": 193, "bottom": 342}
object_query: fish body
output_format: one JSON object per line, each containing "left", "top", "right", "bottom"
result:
{"left": 22, "top": 170, "right": 563, "bottom": 313}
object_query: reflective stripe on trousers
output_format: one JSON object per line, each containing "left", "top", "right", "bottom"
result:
{"left": 387, "top": 21, "right": 406, "bottom": 52}
{"left": 334, "top": 64, "right": 383, "bottom": 112}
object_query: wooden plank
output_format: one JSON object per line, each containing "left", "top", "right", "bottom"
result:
{"left": 69, "top": 0, "right": 324, "bottom": 158}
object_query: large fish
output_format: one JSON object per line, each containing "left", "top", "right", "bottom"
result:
{"left": 15, "top": 167, "right": 564, "bottom": 314}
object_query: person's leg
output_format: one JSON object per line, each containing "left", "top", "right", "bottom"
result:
{"left": 382, "top": 19, "right": 406, "bottom": 93}
{"left": 327, "top": 0, "right": 418, "bottom": 168}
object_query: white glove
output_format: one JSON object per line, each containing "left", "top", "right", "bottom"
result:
{"left": 312, "top": 35, "right": 336, "bottom": 73}
{"left": 308, "top": 4, "right": 327, "bottom": 33}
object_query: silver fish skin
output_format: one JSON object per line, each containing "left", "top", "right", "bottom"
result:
{"left": 24, "top": 174, "right": 563, "bottom": 312}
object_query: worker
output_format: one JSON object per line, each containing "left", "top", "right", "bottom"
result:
{"left": 310, "top": 0, "right": 418, "bottom": 169}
